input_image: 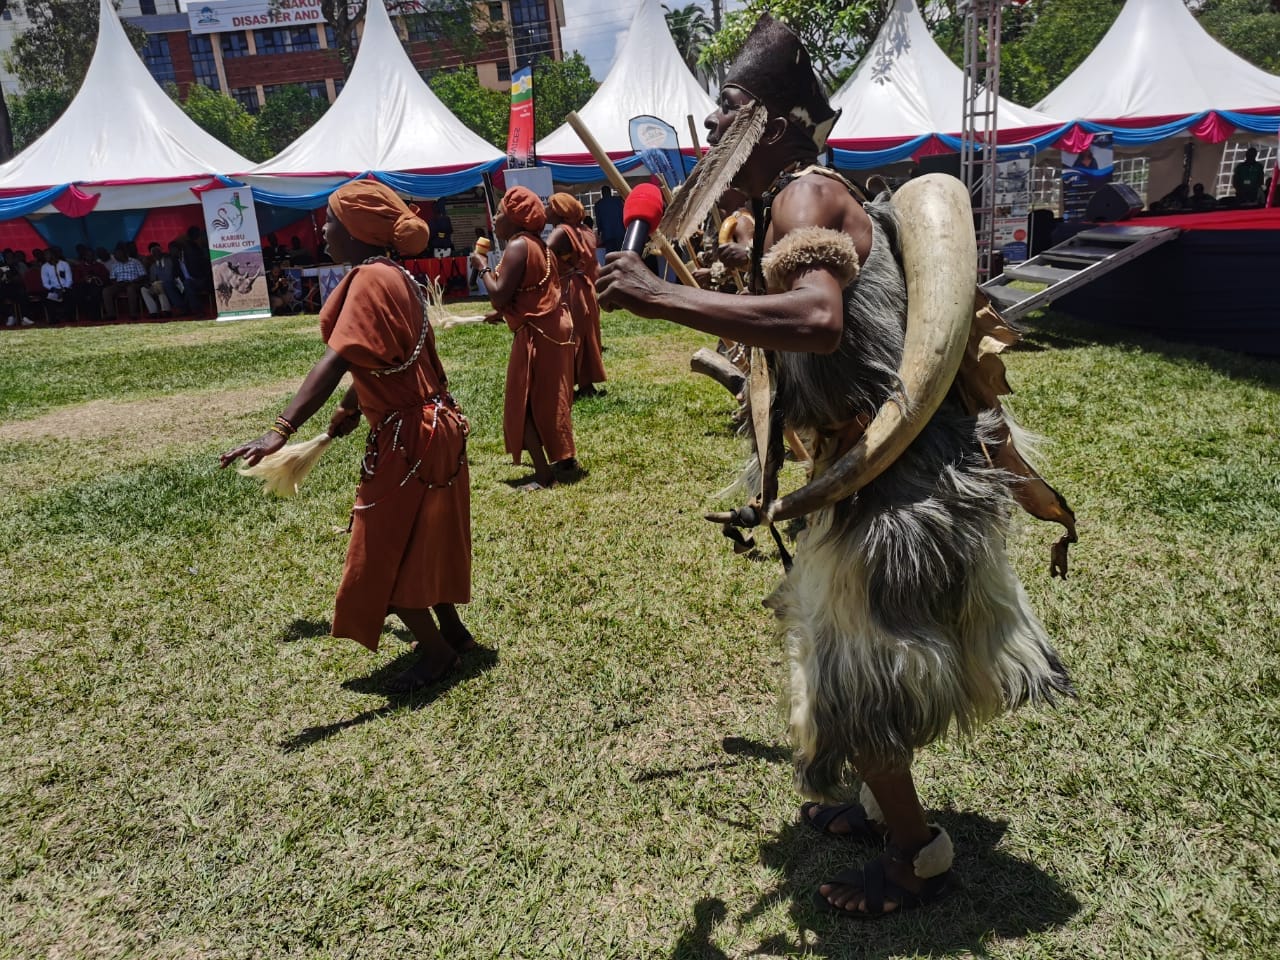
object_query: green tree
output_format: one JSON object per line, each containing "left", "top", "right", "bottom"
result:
{"left": 1197, "top": 0, "right": 1280, "bottom": 72}
{"left": 664, "top": 3, "right": 714, "bottom": 84}
{"left": 174, "top": 83, "right": 267, "bottom": 163}
{"left": 8, "top": 86, "right": 70, "bottom": 152}
{"left": 0, "top": 0, "right": 20, "bottom": 160}
{"left": 429, "top": 67, "right": 509, "bottom": 148}
{"left": 2, "top": 0, "right": 144, "bottom": 159}
{"left": 530, "top": 52, "right": 597, "bottom": 142}
{"left": 257, "top": 85, "right": 330, "bottom": 158}
{"left": 699, "top": 0, "right": 882, "bottom": 90}
{"left": 995, "top": 0, "right": 1123, "bottom": 107}
{"left": 7, "top": 0, "right": 145, "bottom": 97}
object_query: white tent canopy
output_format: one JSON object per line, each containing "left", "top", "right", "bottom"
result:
{"left": 1035, "top": 0, "right": 1280, "bottom": 120}
{"left": 250, "top": 0, "right": 503, "bottom": 177}
{"left": 828, "top": 0, "right": 1059, "bottom": 146}
{"left": 536, "top": 0, "right": 715, "bottom": 159}
{"left": 0, "top": 0, "right": 254, "bottom": 209}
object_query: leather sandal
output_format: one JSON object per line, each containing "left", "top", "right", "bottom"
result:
{"left": 799, "top": 783, "right": 887, "bottom": 843}
{"left": 812, "top": 825, "right": 954, "bottom": 920}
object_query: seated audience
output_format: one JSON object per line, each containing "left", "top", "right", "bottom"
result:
{"left": 267, "top": 263, "right": 296, "bottom": 315}
{"left": 103, "top": 245, "right": 149, "bottom": 320}
{"left": 1189, "top": 183, "right": 1216, "bottom": 212}
{"left": 288, "top": 235, "right": 314, "bottom": 266}
{"left": 40, "top": 246, "right": 74, "bottom": 323}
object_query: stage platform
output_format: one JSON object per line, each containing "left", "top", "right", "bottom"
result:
{"left": 1055, "top": 207, "right": 1280, "bottom": 358}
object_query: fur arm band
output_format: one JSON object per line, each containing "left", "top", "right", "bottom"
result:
{"left": 761, "top": 226, "right": 861, "bottom": 293}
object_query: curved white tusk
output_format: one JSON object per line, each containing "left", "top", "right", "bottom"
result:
{"left": 763, "top": 173, "right": 976, "bottom": 525}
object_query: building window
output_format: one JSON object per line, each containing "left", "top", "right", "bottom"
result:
{"left": 188, "top": 34, "right": 221, "bottom": 92}
{"left": 141, "top": 35, "right": 175, "bottom": 86}
{"left": 231, "top": 87, "right": 260, "bottom": 114}
{"left": 488, "top": 2, "right": 504, "bottom": 20}
{"left": 404, "top": 15, "right": 439, "bottom": 43}
{"left": 509, "top": 0, "right": 552, "bottom": 66}
{"left": 333, "top": 77, "right": 345, "bottom": 97}
{"left": 220, "top": 32, "right": 251, "bottom": 59}
{"left": 140, "top": 0, "right": 157, "bottom": 13}
{"left": 497, "top": 60, "right": 511, "bottom": 82}
{"left": 254, "top": 27, "right": 320, "bottom": 55}
{"left": 262, "top": 82, "right": 329, "bottom": 102}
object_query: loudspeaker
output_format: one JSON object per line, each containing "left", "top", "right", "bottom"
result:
{"left": 1086, "top": 182, "right": 1143, "bottom": 222}
{"left": 916, "top": 152, "right": 962, "bottom": 181}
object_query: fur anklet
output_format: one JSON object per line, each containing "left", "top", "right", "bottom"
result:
{"left": 911, "top": 826, "right": 954, "bottom": 879}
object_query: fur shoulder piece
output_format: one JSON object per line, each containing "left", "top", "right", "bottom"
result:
{"left": 760, "top": 226, "right": 861, "bottom": 293}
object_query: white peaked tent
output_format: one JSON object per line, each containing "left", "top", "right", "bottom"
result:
{"left": 1035, "top": 0, "right": 1280, "bottom": 120}
{"left": 0, "top": 0, "right": 254, "bottom": 210}
{"left": 250, "top": 0, "right": 504, "bottom": 179}
{"left": 828, "top": 0, "right": 1059, "bottom": 149}
{"left": 1034, "top": 0, "right": 1280, "bottom": 203}
{"left": 536, "top": 0, "right": 715, "bottom": 159}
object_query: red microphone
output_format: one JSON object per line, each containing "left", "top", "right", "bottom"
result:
{"left": 621, "top": 184, "right": 665, "bottom": 255}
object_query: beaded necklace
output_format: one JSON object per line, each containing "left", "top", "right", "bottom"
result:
{"left": 361, "top": 256, "right": 434, "bottom": 379}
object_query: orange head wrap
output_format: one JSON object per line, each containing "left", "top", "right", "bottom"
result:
{"left": 327, "top": 181, "right": 430, "bottom": 256}
{"left": 499, "top": 186, "right": 546, "bottom": 233}
{"left": 547, "top": 192, "right": 584, "bottom": 225}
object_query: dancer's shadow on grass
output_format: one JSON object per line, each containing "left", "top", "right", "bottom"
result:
{"left": 635, "top": 736, "right": 790, "bottom": 785}
{"left": 279, "top": 646, "right": 498, "bottom": 754}
{"left": 670, "top": 810, "right": 1079, "bottom": 959}
{"left": 277, "top": 617, "right": 332, "bottom": 643}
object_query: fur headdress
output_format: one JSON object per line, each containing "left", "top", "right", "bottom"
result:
{"left": 657, "top": 14, "right": 839, "bottom": 242}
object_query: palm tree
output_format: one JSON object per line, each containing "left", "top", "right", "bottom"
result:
{"left": 663, "top": 3, "right": 715, "bottom": 85}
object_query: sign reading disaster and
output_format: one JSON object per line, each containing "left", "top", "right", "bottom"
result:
{"left": 506, "top": 66, "right": 535, "bottom": 168}
{"left": 188, "top": 0, "right": 324, "bottom": 34}
{"left": 200, "top": 186, "right": 272, "bottom": 322}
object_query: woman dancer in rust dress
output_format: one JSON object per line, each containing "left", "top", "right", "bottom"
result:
{"left": 471, "top": 186, "right": 576, "bottom": 490}
{"left": 546, "top": 192, "right": 606, "bottom": 399}
{"left": 221, "top": 181, "right": 473, "bottom": 693}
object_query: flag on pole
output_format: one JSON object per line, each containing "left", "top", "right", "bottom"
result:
{"left": 506, "top": 66, "right": 535, "bottom": 168}
{"left": 629, "top": 115, "right": 687, "bottom": 190}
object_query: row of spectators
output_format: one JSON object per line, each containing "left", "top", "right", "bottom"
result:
{"left": 1, "top": 228, "right": 216, "bottom": 327}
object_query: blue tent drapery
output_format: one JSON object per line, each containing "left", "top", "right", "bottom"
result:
{"left": 830, "top": 111, "right": 1280, "bottom": 169}
{"left": 538, "top": 152, "right": 698, "bottom": 184}
{"left": 0, "top": 184, "right": 71, "bottom": 219}
{"left": 238, "top": 159, "right": 506, "bottom": 210}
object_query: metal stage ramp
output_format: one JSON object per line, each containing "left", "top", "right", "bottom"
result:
{"left": 981, "top": 224, "right": 1181, "bottom": 321}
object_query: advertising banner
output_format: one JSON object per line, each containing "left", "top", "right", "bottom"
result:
{"left": 200, "top": 186, "right": 271, "bottom": 322}
{"left": 1061, "top": 132, "right": 1114, "bottom": 222}
{"left": 628, "top": 115, "right": 686, "bottom": 189}
{"left": 506, "top": 66, "right": 535, "bottom": 168}
{"left": 188, "top": 0, "right": 324, "bottom": 35}
{"left": 992, "top": 147, "right": 1034, "bottom": 264}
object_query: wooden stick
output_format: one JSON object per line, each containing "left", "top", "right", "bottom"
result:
{"left": 566, "top": 112, "right": 698, "bottom": 289}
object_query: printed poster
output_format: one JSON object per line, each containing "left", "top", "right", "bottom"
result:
{"left": 200, "top": 186, "right": 271, "bottom": 322}
{"left": 1061, "top": 133, "right": 1114, "bottom": 223}
{"left": 992, "top": 147, "right": 1034, "bottom": 264}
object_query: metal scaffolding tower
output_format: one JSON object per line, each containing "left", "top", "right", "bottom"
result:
{"left": 960, "top": 0, "right": 1005, "bottom": 280}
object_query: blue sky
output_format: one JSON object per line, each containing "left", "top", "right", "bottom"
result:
{"left": 563, "top": 0, "right": 725, "bottom": 81}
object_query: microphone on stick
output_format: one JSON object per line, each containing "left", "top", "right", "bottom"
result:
{"left": 621, "top": 184, "right": 665, "bottom": 255}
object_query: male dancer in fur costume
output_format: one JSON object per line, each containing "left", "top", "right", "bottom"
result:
{"left": 597, "top": 16, "right": 1076, "bottom": 918}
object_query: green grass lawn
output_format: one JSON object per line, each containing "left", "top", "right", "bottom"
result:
{"left": 0, "top": 309, "right": 1277, "bottom": 959}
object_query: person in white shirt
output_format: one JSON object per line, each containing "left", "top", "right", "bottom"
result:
{"left": 40, "top": 246, "right": 74, "bottom": 323}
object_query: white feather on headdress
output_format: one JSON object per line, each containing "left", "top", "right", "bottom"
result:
{"left": 657, "top": 101, "right": 767, "bottom": 243}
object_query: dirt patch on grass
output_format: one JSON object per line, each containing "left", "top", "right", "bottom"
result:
{"left": 0, "top": 378, "right": 312, "bottom": 444}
